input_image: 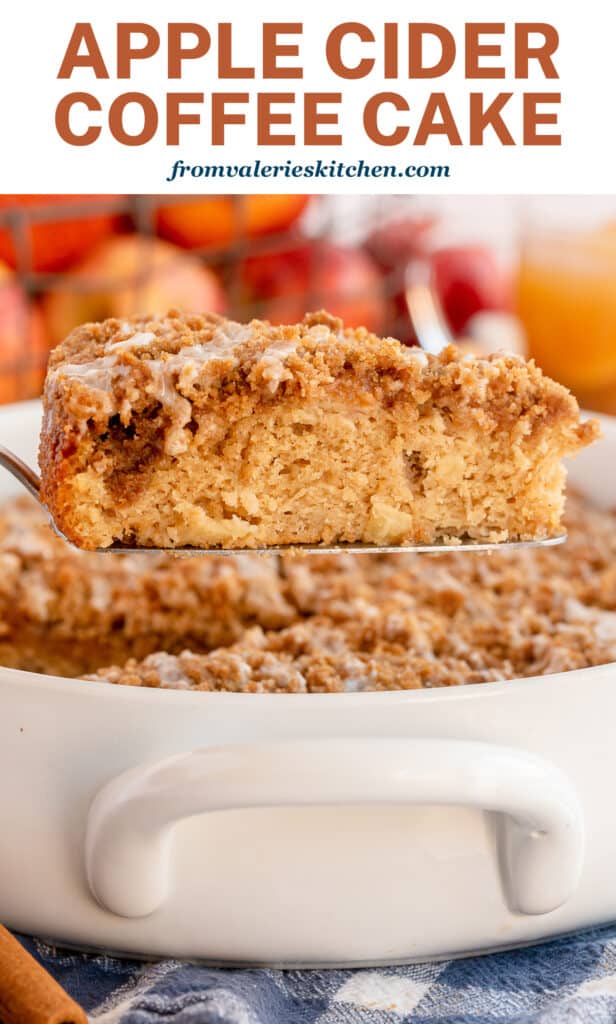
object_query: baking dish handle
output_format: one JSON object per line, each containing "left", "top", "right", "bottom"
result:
{"left": 85, "top": 738, "right": 584, "bottom": 919}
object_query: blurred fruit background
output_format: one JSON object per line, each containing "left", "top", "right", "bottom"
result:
{"left": 0, "top": 194, "right": 614, "bottom": 410}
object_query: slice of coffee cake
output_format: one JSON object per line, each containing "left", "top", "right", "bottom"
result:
{"left": 39, "top": 309, "right": 598, "bottom": 551}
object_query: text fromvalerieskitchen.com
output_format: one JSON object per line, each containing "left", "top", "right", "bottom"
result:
{"left": 165, "top": 159, "right": 451, "bottom": 182}
{"left": 3, "top": 3, "right": 614, "bottom": 192}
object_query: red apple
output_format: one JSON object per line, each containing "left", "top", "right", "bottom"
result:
{"left": 42, "top": 235, "right": 227, "bottom": 346}
{"left": 430, "top": 245, "right": 512, "bottom": 336}
{"left": 236, "top": 242, "right": 386, "bottom": 333}
{"left": 0, "top": 261, "right": 51, "bottom": 402}
{"left": 365, "top": 216, "right": 436, "bottom": 273}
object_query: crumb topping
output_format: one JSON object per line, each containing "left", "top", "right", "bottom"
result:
{"left": 0, "top": 487, "right": 614, "bottom": 688}
{"left": 0, "top": 496, "right": 294, "bottom": 672}
{"left": 85, "top": 491, "right": 616, "bottom": 693}
{"left": 44, "top": 309, "right": 587, "bottom": 441}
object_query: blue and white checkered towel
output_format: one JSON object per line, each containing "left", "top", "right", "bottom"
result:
{"left": 15, "top": 924, "right": 616, "bottom": 1023}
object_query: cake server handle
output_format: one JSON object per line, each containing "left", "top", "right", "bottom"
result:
{"left": 0, "top": 446, "right": 41, "bottom": 501}
{"left": 85, "top": 737, "right": 584, "bottom": 920}
{"left": 405, "top": 258, "right": 455, "bottom": 354}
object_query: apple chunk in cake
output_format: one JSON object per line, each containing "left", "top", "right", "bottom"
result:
{"left": 39, "top": 309, "right": 599, "bottom": 551}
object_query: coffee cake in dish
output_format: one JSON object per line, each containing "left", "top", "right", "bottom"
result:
{"left": 39, "top": 310, "right": 598, "bottom": 551}
{"left": 86, "top": 492, "right": 616, "bottom": 692}
{"left": 0, "top": 496, "right": 293, "bottom": 676}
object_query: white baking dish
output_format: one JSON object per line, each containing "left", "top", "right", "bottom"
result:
{"left": 0, "top": 400, "right": 615, "bottom": 966}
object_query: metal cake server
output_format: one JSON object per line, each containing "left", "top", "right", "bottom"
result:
{"left": 0, "top": 276, "right": 566, "bottom": 555}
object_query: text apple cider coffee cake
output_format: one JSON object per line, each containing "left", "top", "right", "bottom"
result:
{"left": 39, "top": 310, "right": 598, "bottom": 551}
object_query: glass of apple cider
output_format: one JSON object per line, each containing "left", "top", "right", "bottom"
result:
{"left": 517, "top": 203, "right": 616, "bottom": 414}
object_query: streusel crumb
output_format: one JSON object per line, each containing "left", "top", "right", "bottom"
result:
{"left": 0, "top": 496, "right": 294, "bottom": 676}
{"left": 87, "top": 492, "right": 616, "bottom": 692}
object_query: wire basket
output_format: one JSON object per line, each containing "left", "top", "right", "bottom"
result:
{"left": 0, "top": 194, "right": 423, "bottom": 405}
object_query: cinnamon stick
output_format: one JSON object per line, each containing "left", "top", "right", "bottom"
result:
{"left": 0, "top": 925, "right": 87, "bottom": 1024}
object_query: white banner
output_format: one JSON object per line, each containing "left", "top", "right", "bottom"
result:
{"left": 0, "top": 0, "right": 612, "bottom": 194}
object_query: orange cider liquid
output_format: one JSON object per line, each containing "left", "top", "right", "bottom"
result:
{"left": 517, "top": 227, "right": 616, "bottom": 413}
